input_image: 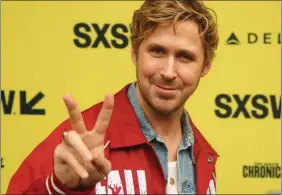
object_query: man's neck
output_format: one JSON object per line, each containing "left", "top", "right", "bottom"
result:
{"left": 144, "top": 103, "right": 182, "bottom": 138}
{"left": 141, "top": 98, "right": 183, "bottom": 161}
{"left": 135, "top": 84, "right": 185, "bottom": 161}
{"left": 135, "top": 85, "right": 183, "bottom": 139}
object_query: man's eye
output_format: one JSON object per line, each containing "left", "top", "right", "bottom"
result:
{"left": 178, "top": 54, "right": 193, "bottom": 62}
{"left": 181, "top": 55, "right": 191, "bottom": 60}
{"left": 150, "top": 48, "right": 164, "bottom": 57}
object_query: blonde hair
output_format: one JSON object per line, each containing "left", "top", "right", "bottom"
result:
{"left": 130, "top": 0, "right": 219, "bottom": 65}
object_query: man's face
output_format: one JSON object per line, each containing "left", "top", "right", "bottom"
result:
{"left": 132, "top": 20, "right": 211, "bottom": 114}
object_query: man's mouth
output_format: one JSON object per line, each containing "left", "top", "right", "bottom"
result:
{"left": 155, "top": 84, "right": 177, "bottom": 90}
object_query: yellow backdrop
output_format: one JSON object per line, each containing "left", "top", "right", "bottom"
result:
{"left": 1, "top": 0, "right": 280, "bottom": 194}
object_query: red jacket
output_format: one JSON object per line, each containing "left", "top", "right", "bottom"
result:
{"left": 7, "top": 84, "right": 219, "bottom": 194}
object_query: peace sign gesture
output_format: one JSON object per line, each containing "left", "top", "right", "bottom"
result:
{"left": 54, "top": 94, "right": 114, "bottom": 189}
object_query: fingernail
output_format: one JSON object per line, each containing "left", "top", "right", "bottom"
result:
{"left": 84, "top": 154, "right": 93, "bottom": 162}
{"left": 81, "top": 171, "right": 89, "bottom": 179}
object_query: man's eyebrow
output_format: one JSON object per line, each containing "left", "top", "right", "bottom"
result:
{"left": 147, "top": 42, "right": 198, "bottom": 58}
{"left": 147, "top": 43, "right": 166, "bottom": 48}
{"left": 176, "top": 49, "right": 197, "bottom": 60}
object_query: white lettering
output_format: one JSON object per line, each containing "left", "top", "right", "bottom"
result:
{"left": 137, "top": 170, "right": 147, "bottom": 194}
{"left": 107, "top": 170, "right": 124, "bottom": 194}
{"left": 124, "top": 170, "right": 135, "bottom": 194}
{"left": 95, "top": 181, "right": 106, "bottom": 194}
{"left": 95, "top": 170, "right": 147, "bottom": 194}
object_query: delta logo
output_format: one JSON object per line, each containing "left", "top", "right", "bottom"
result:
{"left": 226, "top": 32, "right": 281, "bottom": 45}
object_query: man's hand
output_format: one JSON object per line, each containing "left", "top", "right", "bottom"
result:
{"left": 54, "top": 94, "right": 114, "bottom": 189}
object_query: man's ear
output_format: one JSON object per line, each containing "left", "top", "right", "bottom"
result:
{"left": 131, "top": 47, "right": 137, "bottom": 66}
{"left": 201, "top": 62, "right": 212, "bottom": 77}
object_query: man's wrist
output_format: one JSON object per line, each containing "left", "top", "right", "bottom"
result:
{"left": 46, "top": 172, "right": 93, "bottom": 194}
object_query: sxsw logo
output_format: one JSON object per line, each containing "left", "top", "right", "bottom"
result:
{"left": 1, "top": 90, "right": 45, "bottom": 115}
{"left": 226, "top": 32, "right": 281, "bottom": 45}
{"left": 73, "top": 23, "right": 130, "bottom": 49}
{"left": 215, "top": 94, "right": 281, "bottom": 119}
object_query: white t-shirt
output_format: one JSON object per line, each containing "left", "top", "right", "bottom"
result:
{"left": 166, "top": 161, "right": 179, "bottom": 194}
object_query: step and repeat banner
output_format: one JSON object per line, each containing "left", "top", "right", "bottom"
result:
{"left": 1, "top": 0, "right": 280, "bottom": 194}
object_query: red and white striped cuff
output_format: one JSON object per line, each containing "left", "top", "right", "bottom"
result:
{"left": 45, "top": 173, "right": 93, "bottom": 195}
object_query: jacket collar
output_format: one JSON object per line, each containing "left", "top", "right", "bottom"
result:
{"left": 107, "top": 83, "right": 148, "bottom": 148}
{"left": 108, "top": 83, "right": 219, "bottom": 157}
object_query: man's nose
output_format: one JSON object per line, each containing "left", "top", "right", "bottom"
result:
{"left": 160, "top": 56, "right": 177, "bottom": 80}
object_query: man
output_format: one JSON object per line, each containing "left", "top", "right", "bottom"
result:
{"left": 7, "top": 0, "right": 219, "bottom": 194}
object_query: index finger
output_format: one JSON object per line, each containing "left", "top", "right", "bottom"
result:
{"left": 63, "top": 94, "right": 87, "bottom": 134}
